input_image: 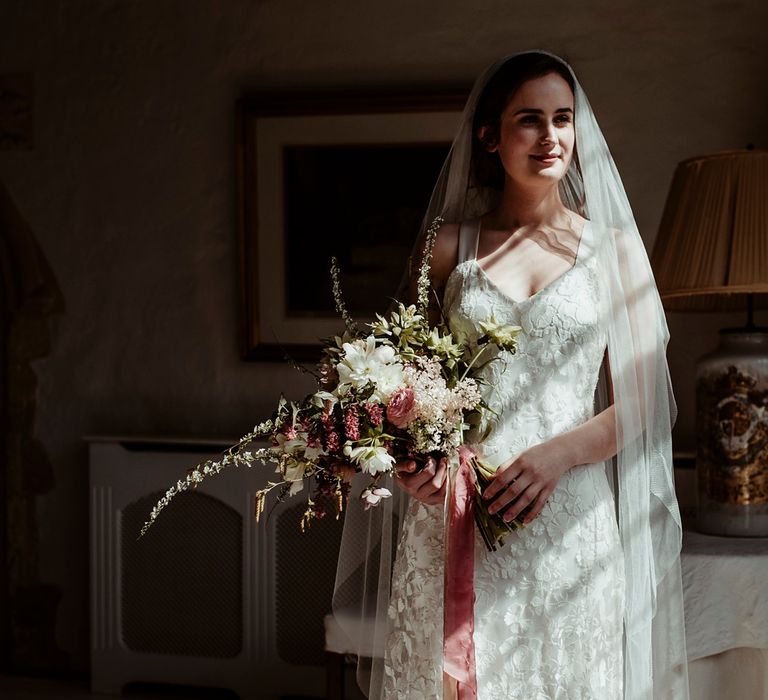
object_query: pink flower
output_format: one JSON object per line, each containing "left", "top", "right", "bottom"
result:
{"left": 363, "top": 403, "right": 384, "bottom": 427}
{"left": 386, "top": 387, "right": 416, "bottom": 428}
{"left": 343, "top": 407, "right": 360, "bottom": 441}
{"left": 321, "top": 412, "right": 340, "bottom": 454}
{"left": 361, "top": 486, "right": 392, "bottom": 510}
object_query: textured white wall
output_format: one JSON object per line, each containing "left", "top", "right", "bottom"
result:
{"left": 1, "top": 0, "right": 766, "bottom": 672}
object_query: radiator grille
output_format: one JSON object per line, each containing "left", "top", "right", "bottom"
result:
{"left": 275, "top": 501, "right": 344, "bottom": 665}
{"left": 121, "top": 490, "right": 243, "bottom": 657}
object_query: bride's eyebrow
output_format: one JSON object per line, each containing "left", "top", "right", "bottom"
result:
{"left": 512, "top": 107, "right": 574, "bottom": 116}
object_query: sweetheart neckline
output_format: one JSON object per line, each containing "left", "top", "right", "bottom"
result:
{"left": 470, "top": 256, "right": 578, "bottom": 305}
{"left": 447, "top": 219, "right": 590, "bottom": 307}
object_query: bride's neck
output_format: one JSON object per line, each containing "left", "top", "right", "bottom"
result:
{"left": 487, "top": 181, "right": 570, "bottom": 230}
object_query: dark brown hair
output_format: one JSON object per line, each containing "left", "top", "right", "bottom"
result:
{"left": 471, "top": 52, "right": 577, "bottom": 191}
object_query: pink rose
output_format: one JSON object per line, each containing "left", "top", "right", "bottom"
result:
{"left": 386, "top": 387, "right": 416, "bottom": 428}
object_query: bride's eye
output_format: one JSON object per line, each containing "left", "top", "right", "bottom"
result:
{"left": 555, "top": 114, "right": 572, "bottom": 125}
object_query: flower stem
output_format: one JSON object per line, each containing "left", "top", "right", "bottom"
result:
{"left": 470, "top": 456, "right": 526, "bottom": 552}
{"left": 460, "top": 344, "right": 490, "bottom": 382}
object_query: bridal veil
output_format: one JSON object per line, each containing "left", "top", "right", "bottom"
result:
{"left": 332, "top": 50, "right": 690, "bottom": 700}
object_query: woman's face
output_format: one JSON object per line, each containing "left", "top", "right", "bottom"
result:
{"left": 480, "top": 71, "right": 575, "bottom": 189}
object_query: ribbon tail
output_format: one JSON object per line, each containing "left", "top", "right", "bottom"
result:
{"left": 443, "top": 446, "right": 478, "bottom": 699}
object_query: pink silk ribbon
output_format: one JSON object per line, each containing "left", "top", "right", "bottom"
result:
{"left": 443, "top": 445, "right": 478, "bottom": 699}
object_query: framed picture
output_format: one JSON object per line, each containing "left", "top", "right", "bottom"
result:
{"left": 236, "top": 90, "right": 467, "bottom": 361}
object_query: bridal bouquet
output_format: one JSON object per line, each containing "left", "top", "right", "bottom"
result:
{"left": 139, "top": 216, "right": 525, "bottom": 550}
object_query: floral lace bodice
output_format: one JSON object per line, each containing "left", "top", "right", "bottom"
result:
{"left": 443, "top": 218, "right": 607, "bottom": 467}
{"left": 382, "top": 218, "right": 626, "bottom": 700}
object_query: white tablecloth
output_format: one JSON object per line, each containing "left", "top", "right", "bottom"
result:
{"left": 688, "top": 647, "right": 768, "bottom": 699}
{"left": 681, "top": 529, "right": 768, "bottom": 661}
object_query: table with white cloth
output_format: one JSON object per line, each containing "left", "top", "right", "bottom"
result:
{"left": 682, "top": 529, "right": 768, "bottom": 699}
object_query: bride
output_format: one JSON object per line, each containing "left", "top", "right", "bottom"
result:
{"left": 333, "top": 50, "right": 690, "bottom": 700}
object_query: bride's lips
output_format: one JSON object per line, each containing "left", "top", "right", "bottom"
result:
{"left": 531, "top": 153, "right": 560, "bottom": 164}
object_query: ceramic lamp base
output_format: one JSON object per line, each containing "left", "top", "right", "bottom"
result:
{"left": 695, "top": 329, "right": 768, "bottom": 537}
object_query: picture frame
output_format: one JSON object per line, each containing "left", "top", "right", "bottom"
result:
{"left": 236, "top": 90, "right": 467, "bottom": 362}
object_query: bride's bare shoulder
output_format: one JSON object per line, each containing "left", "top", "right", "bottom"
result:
{"left": 412, "top": 221, "right": 460, "bottom": 284}
{"left": 431, "top": 222, "right": 460, "bottom": 272}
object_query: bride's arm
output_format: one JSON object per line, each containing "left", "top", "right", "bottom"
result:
{"left": 547, "top": 348, "right": 617, "bottom": 466}
{"left": 544, "top": 408, "right": 617, "bottom": 471}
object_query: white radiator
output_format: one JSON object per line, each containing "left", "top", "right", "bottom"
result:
{"left": 88, "top": 435, "right": 343, "bottom": 699}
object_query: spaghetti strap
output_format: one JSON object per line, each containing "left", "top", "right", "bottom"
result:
{"left": 457, "top": 218, "right": 480, "bottom": 264}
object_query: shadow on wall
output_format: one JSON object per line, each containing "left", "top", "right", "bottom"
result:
{"left": 0, "top": 178, "right": 66, "bottom": 673}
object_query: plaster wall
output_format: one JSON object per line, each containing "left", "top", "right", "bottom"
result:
{"left": 0, "top": 0, "right": 766, "bottom": 672}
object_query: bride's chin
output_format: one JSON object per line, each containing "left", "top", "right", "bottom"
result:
{"left": 524, "top": 169, "right": 566, "bottom": 185}
{"left": 530, "top": 160, "right": 564, "bottom": 173}
{"left": 504, "top": 168, "right": 567, "bottom": 189}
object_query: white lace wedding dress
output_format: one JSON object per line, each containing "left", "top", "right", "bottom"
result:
{"left": 382, "top": 218, "right": 626, "bottom": 699}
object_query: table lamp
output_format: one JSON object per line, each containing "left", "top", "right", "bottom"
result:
{"left": 651, "top": 149, "right": 768, "bottom": 536}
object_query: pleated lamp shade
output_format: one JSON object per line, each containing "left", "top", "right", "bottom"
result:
{"left": 651, "top": 150, "right": 768, "bottom": 312}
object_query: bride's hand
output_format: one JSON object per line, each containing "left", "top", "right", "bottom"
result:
{"left": 394, "top": 455, "right": 447, "bottom": 506}
{"left": 482, "top": 441, "right": 571, "bottom": 523}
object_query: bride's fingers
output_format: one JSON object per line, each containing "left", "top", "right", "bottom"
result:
{"left": 521, "top": 488, "right": 552, "bottom": 523}
{"left": 487, "top": 477, "right": 531, "bottom": 514}
{"left": 395, "top": 456, "right": 450, "bottom": 504}
{"left": 397, "top": 460, "right": 436, "bottom": 493}
{"left": 409, "top": 458, "right": 448, "bottom": 504}
{"left": 483, "top": 466, "right": 522, "bottom": 502}
{"left": 431, "top": 459, "right": 447, "bottom": 490}
{"left": 395, "top": 459, "right": 417, "bottom": 474}
{"left": 416, "top": 462, "right": 446, "bottom": 499}
{"left": 502, "top": 487, "right": 539, "bottom": 522}
{"left": 415, "top": 480, "right": 443, "bottom": 501}
{"left": 397, "top": 455, "right": 435, "bottom": 477}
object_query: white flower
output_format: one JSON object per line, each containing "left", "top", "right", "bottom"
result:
{"left": 336, "top": 335, "right": 404, "bottom": 402}
{"left": 344, "top": 444, "right": 395, "bottom": 475}
{"left": 478, "top": 316, "right": 522, "bottom": 351}
{"left": 304, "top": 444, "right": 326, "bottom": 461}
{"left": 274, "top": 429, "right": 326, "bottom": 462}
{"left": 371, "top": 362, "right": 407, "bottom": 402}
{"left": 274, "top": 431, "right": 307, "bottom": 453}
{"left": 361, "top": 486, "right": 392, "bottom": 509}
{"left": 282, "top": 461, "right": 307, "bottom": 496}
